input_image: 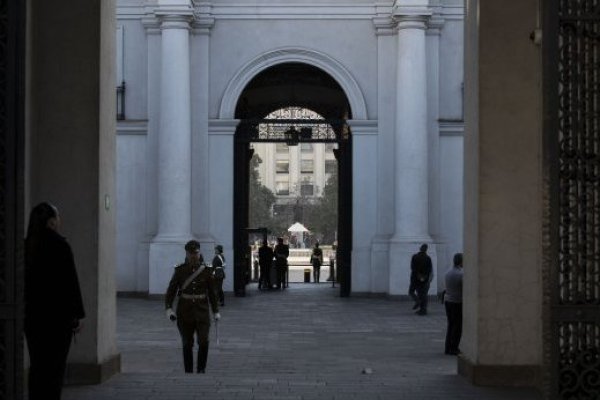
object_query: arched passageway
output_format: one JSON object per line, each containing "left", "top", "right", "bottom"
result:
{"left": 232, "top": 63, "right": 353, "bottom": 298}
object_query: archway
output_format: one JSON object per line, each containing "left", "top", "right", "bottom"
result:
{"left": 231, "top": 62, "right": 353, "bottom": 297}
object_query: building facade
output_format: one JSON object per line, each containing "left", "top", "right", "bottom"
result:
{"left": 115, "top": 0, "right": 465, "bottom": 296}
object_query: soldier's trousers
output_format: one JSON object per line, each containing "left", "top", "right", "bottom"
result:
{"left": 177, "top": 317, "right": 210, "bottom": 373}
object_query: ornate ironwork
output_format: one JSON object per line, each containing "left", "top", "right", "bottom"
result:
{"left": 545, "top": 0, "right": 600, "bottom": 398}
{"left": 238, "top": 119, "right": 347, "bottom": 143}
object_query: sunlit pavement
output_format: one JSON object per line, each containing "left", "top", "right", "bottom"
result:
{"left": 63, "top": 283, "right": 541, "bottom": 400}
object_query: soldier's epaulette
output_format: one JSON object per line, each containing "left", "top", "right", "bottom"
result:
{"left": 174, "top": 263, "right": 185, "bottom": 269}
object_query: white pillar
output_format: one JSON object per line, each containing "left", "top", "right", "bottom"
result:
{"left": 149, "top": 11, "right": 193, "bottom": 294}
{"left": 389, "top": 13, "right": 436, "bottom": 295}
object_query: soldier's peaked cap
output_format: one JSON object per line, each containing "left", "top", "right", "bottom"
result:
{"left": 184, "top": 240, "right": 201, "bottom": 252}
{"left": 215, "top": 244, "right": 223, "bottom": 252}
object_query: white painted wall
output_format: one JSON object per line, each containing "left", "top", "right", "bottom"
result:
{"left": 115, "top": 1, "right": 465, "bottom": 296}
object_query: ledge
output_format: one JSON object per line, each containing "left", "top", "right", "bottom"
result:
{"left": 457, "top": 355, "right": 541, "bottom": 388}
{"left": 65, "top": 353, "right": 121, "bottom": 385}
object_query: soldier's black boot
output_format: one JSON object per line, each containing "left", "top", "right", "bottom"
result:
{"left": 197, "top": 342, "right": 209, "bottom": 373}
{"left": 183, "top": 347, "right": 194, "bottom": 373}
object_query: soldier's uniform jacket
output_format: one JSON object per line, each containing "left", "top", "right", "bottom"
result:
{"left": 165, "top": 261, "right": 219, "bottom": 322}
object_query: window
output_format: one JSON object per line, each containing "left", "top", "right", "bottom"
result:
{"left": 275, "top": 180, "right": 289, "bottom": 195}
{"left": 276, "top": 143, "right": 289, "bottom": 153}
{"left": 325, "top": 160, "right": 337, "bottom": 174}
{"left": 301, "top": 160, "right": 313, "bottom": 173}
{"left": 276, "top": 160, "right": 289, "bottom": 173}
{"left": 300, "top": 143, "right": 313, "bottom": 153}
{"left": 301, "top": 183, "right": 314, "bottom": 196}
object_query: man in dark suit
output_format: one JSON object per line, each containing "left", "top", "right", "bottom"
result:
{"left": 273, "top": 237, "right": 289, "bottom": 289}
{"left": 258, "top": 240, "right": 274, "bottom": 290}
{"left": 411, "top": 243, "right": 433, "bottom": 315}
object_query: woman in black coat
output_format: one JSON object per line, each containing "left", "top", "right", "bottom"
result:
{"left": 24, "top": 202, "right": 85, "bottom": 400}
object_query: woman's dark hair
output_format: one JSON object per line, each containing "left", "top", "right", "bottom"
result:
{"left": 26, "top": 202, "right": 57, "bottom": 239}
{"left": 25, "top": 202, "right": 58, "bottom": 269}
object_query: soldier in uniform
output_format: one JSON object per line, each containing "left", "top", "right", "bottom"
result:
{"left": 310, "top": 242, "right": 324, "bottom": 283}
{"left": 165, "top": 240, "right": 221, "bottom": 373}
{"left": 212, "top": 245, "right": 226, "bottom": 306}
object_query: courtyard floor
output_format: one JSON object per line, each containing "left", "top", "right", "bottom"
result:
{"left": 63, "top": 284, "right": 542, "bottom": 400}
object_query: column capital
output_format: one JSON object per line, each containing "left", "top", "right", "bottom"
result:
{"left": 372, "top": 16, "right": 397, "bottom": 36}
{"left": 392, "top": 5, "right": 432, "bottom": 30}
{"left": 192, "top": 3, "right": 215, "bottom": 35}
{"left": 427, "top": 15, "right": 445, "bottom": 36}
{"left": 156, "top": 13, "right": 194, "bottom": 30}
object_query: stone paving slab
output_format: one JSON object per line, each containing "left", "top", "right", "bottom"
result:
{"left": 63, "top": 284, "right": 541, "bottom": 400}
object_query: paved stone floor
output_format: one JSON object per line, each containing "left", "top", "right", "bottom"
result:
{"left": 63, "top": 284, "right": 542, "bottom": 400}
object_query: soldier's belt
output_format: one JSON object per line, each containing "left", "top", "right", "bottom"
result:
{"left": 180, "top": 294, "right": 206, "bottom": 300}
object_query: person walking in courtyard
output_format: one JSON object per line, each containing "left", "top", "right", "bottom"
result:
{"left": 24, "top": 202, "right": 85, "bottom": 400}
{"left": 444, "top": 253, "right": 463, "bottom": 355}
{"left": 165, "top": 240, "right": 220, "bottom": 373}
{"left": 274, "top": 237, "right": 289, "bottom": 289}
{"left": 311, "top": 242, "right": 324, "bottom": 283}
{"left": 411, "top": 244, "right": 433, "bottom": 315}
{"left": 212, "top": 245, "right": 226, "bottom": 306}
{"left": 258, "top": 240, "right": 274, "bottom": 290}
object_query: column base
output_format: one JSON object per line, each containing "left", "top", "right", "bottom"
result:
{"left": 64, "top": 353, "right": 121, "bottom": 385}
{"left": 457, "top": 355, "right": 541, "bottom": 388}
{"left": 149, "top": 237, "right": 191, "bottom": 294}
{"left": 388, "top": 238, "right": 436, "bottom": 295}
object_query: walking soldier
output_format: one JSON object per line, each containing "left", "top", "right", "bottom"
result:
{"left": 165, "top": 240, "right": 221, "bottom": 373}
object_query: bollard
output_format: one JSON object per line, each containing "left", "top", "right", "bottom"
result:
{"left": 304, "top": 268, "right": 311, "bottom": 283}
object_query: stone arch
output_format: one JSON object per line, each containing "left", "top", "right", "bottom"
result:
{"left": 219, "top": 47, "right": 368, "bottom": 120}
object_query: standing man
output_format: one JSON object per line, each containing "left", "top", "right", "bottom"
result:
{"left": 165, "top": 240, "right": 220, "bottom": 373}
{"left": 310, "top": 242, "right": 323, "bottom": 283}
{"left": 444, "top": 253, "right": 463, "bottom": 355}
{"left": 411, "top": 244, "right": 433, "bottom": 315}
{"left": 212, "top": 245, "right": 226, "bottom": 307}
{"left": 258, "top": 240, "right": 274, "bottom": 290}
{"left": 273, "top": 237, "right": 289, "bottom": 290}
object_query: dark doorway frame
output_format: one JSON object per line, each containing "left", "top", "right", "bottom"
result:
{"left": 1, "top": 1, "right": 26, "bottom": 399}
{"left": 233, "top": 118, "right": 352, "bottom": 297}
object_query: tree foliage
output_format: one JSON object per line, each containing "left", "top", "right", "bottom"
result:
{"left": 248, "top": 154, "right": 276, "bottom": 229}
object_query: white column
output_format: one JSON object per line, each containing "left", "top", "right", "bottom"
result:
{"left": 389, "top": 13, "right": 436, "bottom": 295}
{"left": 149, "top": 11, "right": 193, "bottom": 294}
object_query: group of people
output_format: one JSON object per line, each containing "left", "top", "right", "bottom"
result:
{"left": 257, "top": 237, "right": 290, "bottom": 290}
{"left": 409, "top": 244, "right": 464, "bottom": 356}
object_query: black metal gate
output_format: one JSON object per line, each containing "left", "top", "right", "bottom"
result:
{"left": 0, "top": 0, "right": 25, "bottom": 399}
{"left": 543, "top": 1, "right": 600, "bottom": 399}
{"left": 233, "top": 118, "right": 352, "bottom": 297}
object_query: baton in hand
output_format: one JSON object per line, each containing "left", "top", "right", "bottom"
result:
{"left": 215, "top": 319, "right": 220, "bottom": 346}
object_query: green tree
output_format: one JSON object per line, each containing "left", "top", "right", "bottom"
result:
{"left": 308, "top": 170, "right": 338, "bottom": 244}
{"left": 248, "top": 154, "right": 276, "bottom": 229}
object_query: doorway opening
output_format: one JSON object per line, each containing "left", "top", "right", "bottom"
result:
{"left": 232, "top": 63, "right": 353, "bottom": 298}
